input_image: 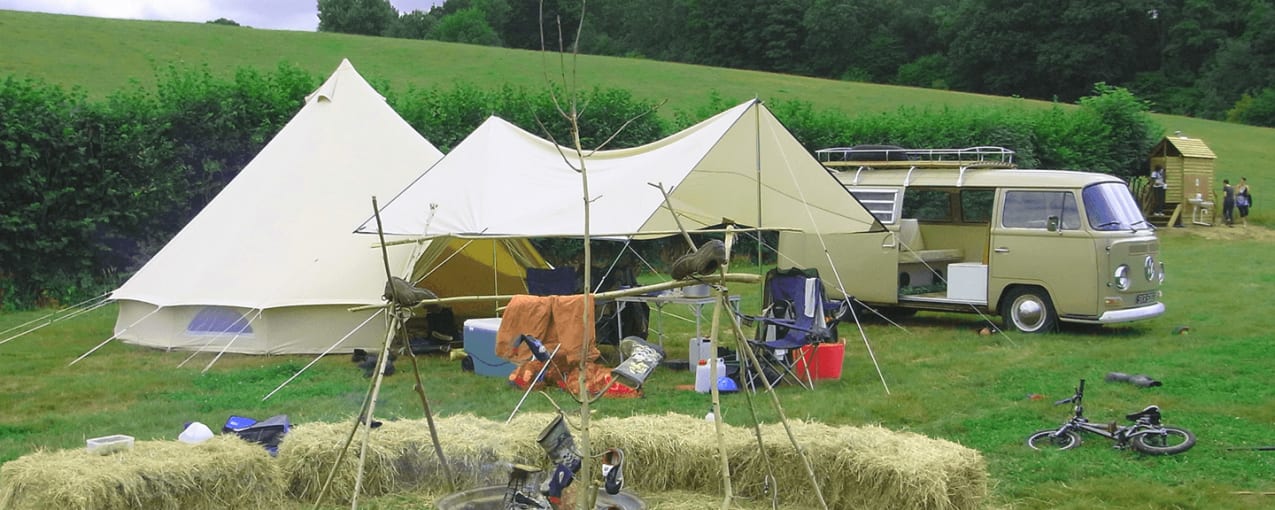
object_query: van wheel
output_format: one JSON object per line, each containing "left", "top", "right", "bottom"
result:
{"left": 1001, "top": 287, "right": 1058, "bottom": 333}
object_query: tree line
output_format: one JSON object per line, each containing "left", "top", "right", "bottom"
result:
{"left": 0, "top": 64, "right": 1158, "bottom": 309}
{"left": 316, "top": 0, "right": 1275, "bottom": 127}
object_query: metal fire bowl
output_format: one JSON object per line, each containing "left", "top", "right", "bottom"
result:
{"left": 435, "top": 486, "right": 647, "bottom": 510}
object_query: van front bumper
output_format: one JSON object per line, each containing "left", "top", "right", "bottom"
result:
{"left": 1063, "top": 302, "right": 1166, "bottom": 325}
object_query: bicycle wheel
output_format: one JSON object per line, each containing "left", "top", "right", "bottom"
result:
{"left": 1026, "top": 429, "right": 1081, "bottom": 450}
{"left": 1131, "top": 426, "right": 1196, "bottom": 455}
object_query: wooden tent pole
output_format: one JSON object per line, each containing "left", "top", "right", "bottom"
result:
{"left": 345, "top": 273, "right": 762, "bottom": 313}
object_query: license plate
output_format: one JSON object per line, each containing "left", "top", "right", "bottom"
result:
{"left": 1135, "top": 292, "right": 1157, "bottom": 304}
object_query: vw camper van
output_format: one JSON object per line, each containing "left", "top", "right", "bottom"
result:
{"left": 779, "top": 146, "right": 1165, "bottom": 333}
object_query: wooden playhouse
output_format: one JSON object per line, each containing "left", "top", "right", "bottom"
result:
{"left": 1147, "top": 134, "right": 1217, "bottom": 226}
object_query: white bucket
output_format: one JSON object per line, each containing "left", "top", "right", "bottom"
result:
{"left": 695, "top": 358, "right": 726, "bottom": 393}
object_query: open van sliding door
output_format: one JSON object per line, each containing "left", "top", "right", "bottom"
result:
{"left": 778, "top": 230, "right": 898, "bottom": 303}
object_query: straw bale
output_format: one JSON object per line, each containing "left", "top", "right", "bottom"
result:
{"left": 0, "top": 435, "right": 284, "bottom": 510}
{"left": 279, "top": 413, "right": 548, "bottom": 504}
{"left": 585, "top": 413, "right": 988, "bottom": 509}
{"left": 279, "top": 412, "right": 987, "bottom": 510}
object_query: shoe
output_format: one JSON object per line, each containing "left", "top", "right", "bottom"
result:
{"left": 512, "top": 491, "right": 548, "bottom": 509}
{"left": 537, "top": 414, "right": 582, "bottom": 469}
{"left": 541, "top": 463, "right": 575, "bottom": 500}
{"left": 671, "top": 240, "right": 728, "bottom": 280}
{"left": 601, "top": 448, "right": 625, "bottom": 495}
{"left": 513, "top": 334, "right": 552, "bottom": 362}
{"left": 383, "top": 276, "right": 438, "bottom": 307}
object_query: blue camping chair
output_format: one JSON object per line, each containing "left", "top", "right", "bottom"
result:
{"left": 737, "top": 268, "right": 851, "bottom": 390}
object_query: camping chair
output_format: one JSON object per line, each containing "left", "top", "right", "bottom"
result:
{"left": 736, "top": 267, "right": 851, "bottom": 390}
{"left": 525, "top": 267, "right": 580, "bottom": 296}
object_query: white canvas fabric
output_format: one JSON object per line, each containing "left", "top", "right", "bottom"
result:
{"left": 110, "top": 59, "right": 444, "bottom": 354}
{"left": 361, "top": 99, "right": 883, "bottom": 239}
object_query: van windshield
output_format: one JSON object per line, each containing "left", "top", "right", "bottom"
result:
{"left": 1083, "top": 182, "right": 1150, "bottom": 231}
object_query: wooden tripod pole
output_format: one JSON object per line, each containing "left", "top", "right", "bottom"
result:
{"left": 709, "top": 227, "right": 734, "bottom": 510}
{"left": 371, "top": 197, "right": 454, "bottom": 492}
{"left": 650, "top": 182, "right": 697, "bottom": 252}
{"left": 724, "top": 309, "right": 829, "bottom": 510}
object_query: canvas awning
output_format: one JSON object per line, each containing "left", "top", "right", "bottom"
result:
{"left": 360, "top": 99, "right": 883, "bottom": 240}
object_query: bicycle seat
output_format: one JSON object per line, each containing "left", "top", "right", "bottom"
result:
{"left": 1125, "top": 405, "right": 1161, "bottom": 422}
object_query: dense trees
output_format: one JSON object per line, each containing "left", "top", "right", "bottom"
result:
{"left": 317, "top": 0, "right": 1275, "bottom": 126}
{"left": 317, "top": 0, "right": 398, "bottom": 36}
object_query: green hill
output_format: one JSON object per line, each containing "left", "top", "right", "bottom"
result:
{"left": 2, "top": 8, "right": 1271, "bottom": 200}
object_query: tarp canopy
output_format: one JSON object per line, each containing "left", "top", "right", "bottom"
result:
{"left": 360, "top": 99, "right": 883, "bottom": 240}
{"left": 109, "top": 59, "right": 545, "bottom": 354}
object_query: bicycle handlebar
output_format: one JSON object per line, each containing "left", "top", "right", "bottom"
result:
{"left": 1053, "top": 379, "right": 1086, "bottom": 406}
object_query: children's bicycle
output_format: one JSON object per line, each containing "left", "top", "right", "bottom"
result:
{"left": 1026, "top": 379, "right": 1196, "bottom": 455}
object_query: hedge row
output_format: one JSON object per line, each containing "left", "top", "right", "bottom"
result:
{"left": 0, "top": 65, "right": 1159, "bottom": 309}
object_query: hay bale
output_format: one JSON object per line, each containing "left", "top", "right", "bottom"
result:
{"left": 0, "top": 435, "right": 284, "bottom": 510}
{"left": 589, "top": 413, "right": 986, "bottom": 509}
{"left": 278, "top": 413, "right": 987, "bottom": 510}
{"left": 278, "top": 414, "right": 547, "bottom": 503}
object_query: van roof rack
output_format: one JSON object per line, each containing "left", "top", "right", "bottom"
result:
{"left": 817, "top": 146, "right": 1017, "bottom": 187}
{"left": 817, "top": 146, "right": 1017, "bottom": 170}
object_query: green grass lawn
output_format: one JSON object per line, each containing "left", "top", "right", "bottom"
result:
{"left": 3, "top": 227, "right": 1274, "bottom": 509}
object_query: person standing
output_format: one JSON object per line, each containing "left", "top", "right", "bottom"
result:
{"left": 1151, "top": 166, "right": 1167, "bottom": 214}
{"left": 1222, "top": 179, "right": 1235, "bottom": 227}
{"left": 1236, "top": 177, "right": 1251, "bottom": 227}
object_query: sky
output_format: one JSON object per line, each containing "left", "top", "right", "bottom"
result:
{"left": 0, "top": 0, "right": 445, "bottom": 31}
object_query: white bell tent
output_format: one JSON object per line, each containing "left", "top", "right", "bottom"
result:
{"left": 110, "top": 59, "right": 542, "bottom": 355}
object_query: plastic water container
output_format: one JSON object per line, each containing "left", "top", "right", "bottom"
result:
{"left": 695, "top": 358, "right": 727, "bottom": 393}
{"left": 688, "top": 337, "right": 714, "bottom": 367}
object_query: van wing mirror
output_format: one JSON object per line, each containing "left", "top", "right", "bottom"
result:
{"left": 1047, "top": 215, "right": 1060, "bottom": 232}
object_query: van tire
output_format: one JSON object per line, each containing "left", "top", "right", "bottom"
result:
{"left": 1001, "top": 286, "right": 1058, "bottom": 333}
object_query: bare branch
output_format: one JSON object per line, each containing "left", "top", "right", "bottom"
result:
{"left": 531, "top": 113, "right": 584, "bottom": 174}
{"left": 587, "top": 98, "right": 668, "bottom": 154}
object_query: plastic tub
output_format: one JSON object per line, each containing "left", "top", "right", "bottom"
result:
{"left": 86, "top": 434, "right": 134, "bottom": 455}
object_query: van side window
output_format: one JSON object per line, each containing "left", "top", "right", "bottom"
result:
{"left": 1002, "top": 191, "right": 1080, "bottom": 230}
{"left": 848, "top": 188, "right": 899, "bottom": 224}
{"left": 961, "top": 189, "right": 994, "bottom": 223}
{"left": 902, "top": 189, "right": 952, "bottom": 221}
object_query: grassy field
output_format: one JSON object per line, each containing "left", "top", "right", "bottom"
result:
{"left": 2, "top": 8, "right": 1274, "bottom": 229}
{"left": 3, "top": 10, "right": 1275, "bottom": 509}
{"left": 3, "top": 227, "right": 1274, "bottom": 509}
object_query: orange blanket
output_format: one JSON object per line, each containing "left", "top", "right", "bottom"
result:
{"left": 496, "top": 294, "right": 599, "bottom": 365}
{"left": 497, "top": 294, "right": 637, "bottom": 398}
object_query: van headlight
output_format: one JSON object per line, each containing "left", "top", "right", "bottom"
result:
{"left": 1114, "top": 264, "right": 1130, "bottom": 290}
{"left": 1158, "top": 262, "right": 1166, "bottom": 284}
